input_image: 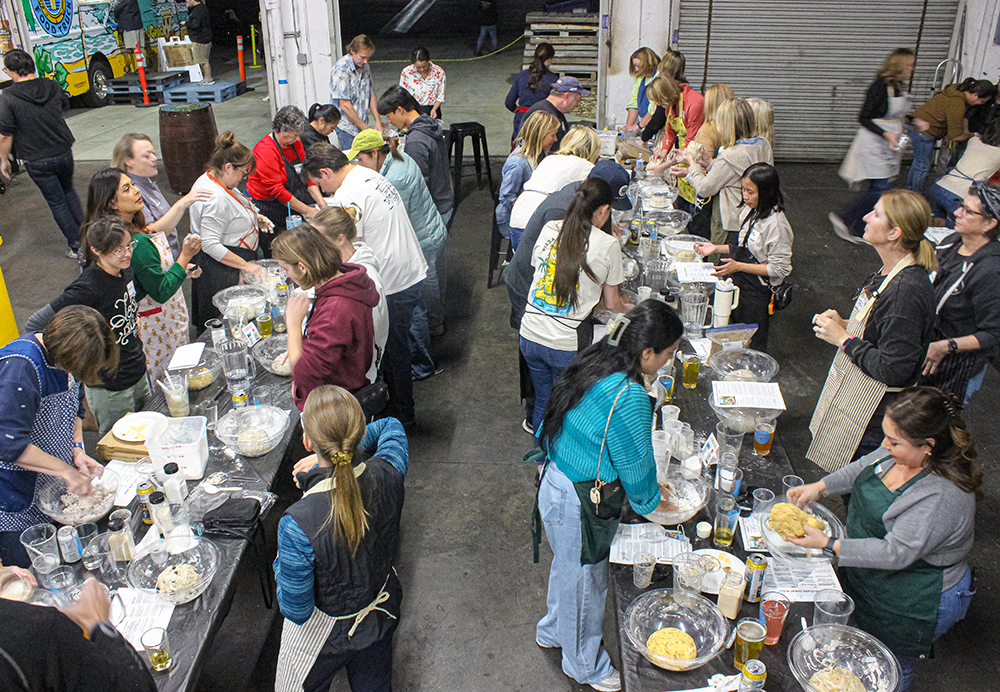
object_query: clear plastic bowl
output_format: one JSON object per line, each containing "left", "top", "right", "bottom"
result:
{"left": 708, "top": 399, "right": 784, "bottom": 434}
{"left": 624, "top": 588, "right": 730, "bottom": 671}
{"left": 212, "top": 285, "right": 267, "bottom": 321}
{"left": 37, "top": 468, "right": 120, "bottom": 525}
{"left": 241, "top": 260, "right": 288, "bottom": 302}
{"left": 648, "top": 210, "right": 692, "bottom": 236}
{"left": 788, "top": 624, "right": 901, "bottom": 692}
{"left": 661, "top": 234, "right": 705, "bottom": 262}
{"left": 127, "top": 535, "right": 219, "bottom": 605}
{"left": 760, "top": 499, "right": 845, "bottom": 564}
{"left": 172, "top": 347, "right": 222, "bottom": 391}
{"left": 708, "top": 348, "right": 780, "bottom": 383}
{"left": 251, "top": 335, "right": 290, "bottom": 376}
{"left": 215, "top": 405, "right": 289, "bottom": 457}
{"left": 643, "top": 466, "right": 710, "bottom": 526}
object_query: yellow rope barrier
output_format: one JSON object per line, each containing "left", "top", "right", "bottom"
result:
{"left": 369, "top": 35, "right": 525, "bottom": 64}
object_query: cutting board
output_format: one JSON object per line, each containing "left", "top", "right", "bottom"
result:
{"left": 97, "top": 429, "right": 149, "bottom": 463}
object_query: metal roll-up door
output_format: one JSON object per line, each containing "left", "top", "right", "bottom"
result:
{"left": 676, "top": 0, "right": 959, "bottom": 161}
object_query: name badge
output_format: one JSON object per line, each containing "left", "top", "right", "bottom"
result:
{"left": 294, "top": 163, "right": 304, "bottom": 175}
{"left": 749, "top": 229, "right": 761, "bottom": 243}
{"left": 126, "top": 281, "right": 136, "bottom": 299}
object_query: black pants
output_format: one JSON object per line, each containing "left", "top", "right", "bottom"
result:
{"left": 301, "top": 627, "right": 395, "bottom": 692}
{"left": 384, "top": 283, "right": 421, "bottom": 422}
{"left": 191, "top": 246, "right": 259, "bottom": 332}
{"left": 677, "top": 197, "right": 711, "bottom": 240}
{"left": 730, "top": 274, "right": 772, "bottom": 351}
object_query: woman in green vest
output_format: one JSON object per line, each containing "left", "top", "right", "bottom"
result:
{"left": 787, "top": 386, "right": 980, "bottom": 690}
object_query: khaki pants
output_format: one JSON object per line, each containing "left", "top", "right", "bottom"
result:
{"left": 85, "top": 376, "right": 151, "bottom": 435}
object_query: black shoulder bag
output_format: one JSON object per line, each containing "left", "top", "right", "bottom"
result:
{"left": 201, "top": 497, "right": 274, "bottom": 608}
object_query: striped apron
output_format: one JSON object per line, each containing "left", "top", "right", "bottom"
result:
{"left": 807, "top": 256, "right": 914, "bottom": 472}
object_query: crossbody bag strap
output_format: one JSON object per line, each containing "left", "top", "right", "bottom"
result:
{"left": 935, "top": 261, "right": 976, "bottom": 315}
{"left": 592, "top": 380, "right": 634, "bottom": 501}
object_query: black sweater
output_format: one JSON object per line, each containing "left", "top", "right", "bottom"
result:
{"left": 932, "top": 235, "right": 1000, "bottom": 358}
{"left": 858, "top": 76, "right": 900, "bottom": 138}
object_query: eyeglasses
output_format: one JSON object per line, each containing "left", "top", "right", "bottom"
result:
{"left": 113, "top": 239, "right": 139, "bottom": 258}
{"left": 959, "top": 204, "right": 984, "bottom": 218}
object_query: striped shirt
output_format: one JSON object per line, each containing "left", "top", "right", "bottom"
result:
{"left": 547, "top": 373, "right": 660, "bottom": 515}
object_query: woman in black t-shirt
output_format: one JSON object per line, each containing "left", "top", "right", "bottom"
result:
{"left": 26, "top": 217, "right": 152, "bottom": 434}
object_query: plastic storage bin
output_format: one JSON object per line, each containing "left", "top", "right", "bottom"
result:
{"left": 145, "top": 416, "right": 209, "bottom": 480}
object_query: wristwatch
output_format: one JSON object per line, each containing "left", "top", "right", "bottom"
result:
{"left": 822, "top": 536, "right": 837, "bottom": 559}
{"left": 947, "top": 338, "right": 959, "bottom": 354}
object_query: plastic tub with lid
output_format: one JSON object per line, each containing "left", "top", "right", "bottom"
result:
{"left": 145, "top": 416, "right": 209, "bottom": 480}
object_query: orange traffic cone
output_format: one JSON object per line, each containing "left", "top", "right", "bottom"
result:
{"left": 135, "top": 43, "right": 150, "bottom": 106}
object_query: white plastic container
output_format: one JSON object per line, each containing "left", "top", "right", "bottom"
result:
{"left": 145, "top": 416, "right": 209, "bottom": 480}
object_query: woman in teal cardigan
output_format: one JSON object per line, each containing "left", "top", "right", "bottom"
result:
{"left": 534, "top": 300, "right": 683, "bottom": 692}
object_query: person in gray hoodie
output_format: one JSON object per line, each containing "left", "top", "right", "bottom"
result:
{"left": 377, "top": 85, "right": 454, "bottom": 225}
{"left": 0, "top": 49, "right": 82, "bottom": 258}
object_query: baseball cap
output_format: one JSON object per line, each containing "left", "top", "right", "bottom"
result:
{"left": 346, "top": 129, "right": 386, "bottom": 160}
{"left": 552, "top": 76, "right": 592, "bottom": 96}
{"left": 589, "top": 160, "right": 632, "bottom": 210}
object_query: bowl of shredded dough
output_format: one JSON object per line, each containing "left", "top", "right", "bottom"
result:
{"left": 788, "top": 624, "right": 900, "bottom": 692}
{"left": 127, "top": 535, "right": 219, "bottom": 605}
{"left": 624, "top": 589, "right": 729, "bottom": 671}
{"left": 215, "top": 404, "right": 289, "bottom": 457}
{"left": 37, "top": 468, "right": 120, "bottom": 525}
{"left": 251, "top": 335, "right": 291, "bottom": 377}
{"left": 760, "top": 499, "right": 845, "bottom": 563}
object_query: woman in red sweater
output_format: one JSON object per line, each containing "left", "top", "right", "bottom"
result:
{"left": 246, "top": 105, "right": 327, "bottom": 256}
{"left": 272, "top": 224, "right": 379, "bottom": 411}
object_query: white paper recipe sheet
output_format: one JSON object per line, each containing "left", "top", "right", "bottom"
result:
{"left": 712, "top": 380, "right": 786, "bottom": 410}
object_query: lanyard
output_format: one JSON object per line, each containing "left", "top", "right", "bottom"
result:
{"left": 206, "top": 172, "right": 259, "bottom": 248}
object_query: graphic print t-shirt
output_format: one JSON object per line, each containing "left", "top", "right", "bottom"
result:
{"left": 49, "top": 265, "right": 146, "bottom": 390}
{"left": 519, "top": 220, "right": 625, "bottom": 351}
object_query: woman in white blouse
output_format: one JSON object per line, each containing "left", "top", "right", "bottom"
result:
{"left": 189, "top": 131, "right": 273, "bottom": 329}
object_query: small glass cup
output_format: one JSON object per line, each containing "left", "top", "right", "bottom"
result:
{"left": 752, "top": 488, "right": 775, "bottom": 524}
{"left": 20, "top": 523, "right": 58, "bottom": 562}
{"left": 782, "top": 475, "right": 804, "bottom": 503}
{"left": 160, "top": 372, "right": 190, "bottom": 417}
{"left": 141, "top": 627, "right": 173, "bottom": 672}
{"left": 193, "top": 400, "right": 218, "bottom": 431}
{"left": 760, "top": 591, "right": 790, "bottom": 645}
{"left": 680, "top": 352, "right": 701, "bottom": 390}
{"left": 813, "top": 589, "right": 855, "bottom": 625}
{"left": 31, "top": 553, "right": 60, "bottom": 587}
{"left": 733, "top": 617, "right": 766, "bottom": 670}
{"left": 672, "top": 552, "right": 707, "bottom": 593}
{"left": 716, "top": 423, "right": 745, "bottom": 457}
{"left": 633, "top": 553, "right": 656, "bottom": 588}
{"left": 720, "top": 468, "right": 743, "bottom": 496}
{"left": 713, "top": 497, "right": 738, "bottom": 549}
{"left": 76, "top": 523, "right": 100, "bottom": 568}
{"left": 753, "top": 416, "right": 776, "bottom": 456}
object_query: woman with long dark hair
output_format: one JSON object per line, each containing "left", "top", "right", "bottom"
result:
{"left": 399, "top": 46, "right": 446, "bottom": 119}
{"left": 505, "top": 42, "right": 558, "bottom": 142}
{"left": 534, "top": 301, "right": 683, "bottom": 692}
{"left": 274, "top": 385, "right": 408, "bottom": 692}
{"left": 300, "top": 103, "right": 341, "bottom": 150}
{"left": 519, "top": 178, "right": 631, "bottom": 434}
{"left": 694, "top": 162, "right": 793, "bottom": 350}
{"left": 789, "top": 386, "right": 980, "bottom": 691}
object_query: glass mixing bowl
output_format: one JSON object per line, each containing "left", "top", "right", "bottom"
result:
{"left": 643, "top": 466, "right": 710, "bottom": 526}
{"left": 760, "top": 499, "right": 845, "bottom": 563}
{"left": 788, "top": 624, "right": 901, "bottom": 692}
{"left": 708, "top": 348, "right": 780, "bottom": 382}
{"left": 212, "top": 285, "right": 267, "bottom": 321}
{"left": 251, "top": 335, "right": 290, "bottom": 376}
{"left": 661, "top": 234, "right": 705, "bottom": 263}
{"left": 215, "top": 405, "right": 290, "bottom": 457}
{"left": 127, "top": 535, "right": 219, "bottom": 605}
{"left": 624, "top": 588, "right": 729, "bottom": 671}
{"left": 37, "top": 468, "right": 120, "bottom": 525}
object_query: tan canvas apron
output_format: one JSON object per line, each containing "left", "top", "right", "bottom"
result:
{"left": 839, "top": 88, "right": 911, "bottom": 185}
{"left": 136, "top": 231, "right": 190, "bottom": 383}
{"left": 806, "top": 255, "right": 914, "bottom": 472}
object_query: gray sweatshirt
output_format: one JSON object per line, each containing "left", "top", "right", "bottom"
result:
{"left": 687, "top": 137, "right": 773, "bottom": 232}
{"left": 823, "top": 448, "right": 975, "bottom": 590}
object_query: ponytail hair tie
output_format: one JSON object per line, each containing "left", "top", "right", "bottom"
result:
{"left": 607, "top": 314, "right": 631, "bottom": 346}
{"left": 943, "top": 398, "right": 958, "bottom": 419}
{"left": 332, "top": 451, "right": 353, "bottom": 466}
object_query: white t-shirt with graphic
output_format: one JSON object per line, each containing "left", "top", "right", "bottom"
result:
{"left": 519, "top": 220, "right": 625, "bottom": 352}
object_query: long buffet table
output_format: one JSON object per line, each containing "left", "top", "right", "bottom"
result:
{"left": 611, "top": 353, "right": 819, "bottom": 692}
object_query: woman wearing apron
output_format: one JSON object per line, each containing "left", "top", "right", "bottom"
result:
{"left": 693, "top": 163, "right": 793, "bottom": 351}
{"left": 246, "top": 106, "right": 326, "bottom": 257}
{"left": 0, "top": 306, "right": 116, "bottom": 566}
{"left": 831, "top": 48, "right": 914, "bottom": 243}
{"left": 788, "top": 387, "right": 979, "bottom": 690}
{"left": 82, "top": 167, "right": 208, "bottom": 382}
{"left": 113, "top": 133, "right": 182, "bottom": 259}
{"left": 273, "top": 385, "right": 408, "bottom": 692}
{"left": 189, "top": 131, "right": 272, "bottom": 330}
{"left": 808, "top": 190, "right": 937, "bottom": 472}
{"left": 921, "top": 182, "right": 1000, "bottom": 406}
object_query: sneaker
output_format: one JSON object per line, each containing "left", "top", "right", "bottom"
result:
{"left": 535, "top": 638, "right": 559, "bottom": 649}
{"left": 522, "top": 418, "right": 534, "bottom": 434}
{"left": 412, "top": 366, "right": 444, "bottom": 382}
{"left": 589, "top": 670, "right": 621, "bottom": 691}
{"left": 829, "top": 212, "right": 864, "bottom": 245}
{"left": 198, "top": 79, "right": 215, "bottom": 86}
{"left": 65, "top": 247, "right": 79, "bottom": 259}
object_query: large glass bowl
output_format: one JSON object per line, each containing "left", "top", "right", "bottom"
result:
{"left": 127, "top": 535, "right": 219, "bottom": 605}
{"left": 251, "top": 335, "right": 290, "bottom": 376}
{"left": 709, "top": 399, "right": 784, "bottom": 434}
{"left": 643, "top": 466, "right": 710, "bottom": 526}
{"left": 172, "top": 347, "right": 222, "bottom": 391}
{"left": 37, "top": 468, "right": 120, "bottom": 525}
{"left": 215, "top": 404, "right": 289, "bottom": 457}
{"left": 708, "top": 348, "right": 780, "bottom": 383}
{"left": 624, "top": 589, "right": 729, "bottom": 671}
{"left": 788, "top": 624, "right": 901, "bottom": 692}
{"left": 241, "top": 259, "right": 288, "bottom": 302}
{"left": 760, "top": 499, "right": 845, "bottom": 563}
{"left": 648, "top": 209, "right": 692, "bottom": 236}
{"left": 661, "top": 234, "right": 704, "bottom": 262}
{"left": 212, "top": 285, "right": 267, "bottom": 321}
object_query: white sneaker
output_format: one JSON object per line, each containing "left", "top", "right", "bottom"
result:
{"left": 829, "top": 212, "right": 864, "bottom": 245}
{"left": 198, "top": 79, "right": 215, "bottom": 86}
{"left": 589, "top": 670, "right": 621, "bottom": 691}
{"left": 522, "top": 418, "right": 534, "bottom": 434}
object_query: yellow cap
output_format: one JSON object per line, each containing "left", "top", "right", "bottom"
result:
{"left": 346, "top": 129, "right": 386, "bottom": 161}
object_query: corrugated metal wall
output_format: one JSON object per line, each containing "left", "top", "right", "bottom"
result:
{"left": 677, "top": 0, "right": 959, "bottom": 161}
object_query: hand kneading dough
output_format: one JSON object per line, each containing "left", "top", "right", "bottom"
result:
{"left": 809, "top": 667, "right": 866, "bottom": 692}
{"left": 768, "top": 502, "right": 826, "bottom": 538}
{"left": 271, "top": 352, "right": 291, "bottom": 376}
{"left": 646, "top": 627, "right": 697, "bottom": 659}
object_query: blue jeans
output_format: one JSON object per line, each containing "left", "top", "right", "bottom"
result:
{"left": 334, "top": 127, "right": 356, "bottom": 151}
{"left": 964, "top": 366, "right": 987, "bottom": 406}
{"left": 385, "top": 283, "right": 421, "bottom": 421}
{"left": 510, "top": 226, "right": 525, "bottom": 250}
{"left": 477, "top": 25, "right": 498, "bottom": 52}
{"left": 906, "top": 127, "right": 937, "bottom": 193}
{"left": 24, "top": 149, "right": 83, "bottom": 249}
{"left": 897, "top": 567, "right": 975, "bottom": 690}
{"left": 520, "top": 336, "right": 577, "bottom": 433}
{"left": 537, "top": 464, "right": 615, "bottom": 686}
{"left": 929, "top": 182, "right": 962, "bottom": 228}
{"left": 838, "top": 177, "right": 892, "bottom": 236}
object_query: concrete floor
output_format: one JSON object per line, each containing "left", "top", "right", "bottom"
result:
{"left": 2, "top": 39, "right": 998, "bottom": 692}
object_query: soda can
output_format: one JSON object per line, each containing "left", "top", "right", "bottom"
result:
{"left": 738, "top": 659, "right": 766, "bottom": 691}
{"left": 57, "top": 525, "right": 80, "bottom": 563}
{"left": 232, "top": 391, "right": 249, "bottom": 408}
{"left": 629, "top": 218, "right": 642, "bottom": 245}
{"left": 137, "top": 480, "right": 154, "bottom": 525}
{"left": 744, "top": 553, "right": 768, "bottom": 603}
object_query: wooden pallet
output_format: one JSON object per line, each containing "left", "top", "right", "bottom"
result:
{"left": 525, "top": 11, "right": 599, "bottom": 38}
{"left": 164, "top": 80, "right": 245, "bottom": 104}
{"left": 108, "top": 71, "right": 189, "bottom": 104}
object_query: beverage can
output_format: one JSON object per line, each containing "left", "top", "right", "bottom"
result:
{"left": 232, "top": 391, "right": 249, "bottom": 408}
{"left": 136, "top": 480, "right": 154, "bottom": 525}
{"left": 57, "top": 525, "right": 80, "bottom": 563}
{"left": 739, "top": 659, "right": 767, "bottom": 691}
{"left": 629, "top": 218, "right": 641, "bottom": 244}
{"left": 744, "top": 553, "right": 768, "bottom": 603}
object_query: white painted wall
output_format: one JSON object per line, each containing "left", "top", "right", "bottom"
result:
{"left": 957, "top": 0, "right": 1000, "bottom": 81}
{"left": 258, "top": 0, "right": 343, "bottom": 118}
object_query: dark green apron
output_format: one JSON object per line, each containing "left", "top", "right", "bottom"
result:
{"left": 840, "top": 460, "right": 943, "bottom": 657}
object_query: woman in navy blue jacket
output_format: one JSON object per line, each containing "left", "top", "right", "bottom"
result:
{"left": 505, "top": 43, "right": 558, "bottom": 143}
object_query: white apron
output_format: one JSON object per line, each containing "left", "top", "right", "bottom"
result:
{"left": 136, "top": 231, "right": 190, "bottom": 382}
{"left": 840, "top": 89, "right": 911, "bottom": 184}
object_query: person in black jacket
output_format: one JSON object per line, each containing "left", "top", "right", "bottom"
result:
{"left": 0, "top": 50, "right": 82, "bottom": 259}
{"left": 476, "top": 0, "right": 498, "bottom": 56}
{"left": 112, "top": 0, "right": 144, "bottom": 51}
{"left": 184, "top": 0, "right": 214, "bottom": 84}
{"left": 921, "top": 182, "right": 1000, "bottom": 406}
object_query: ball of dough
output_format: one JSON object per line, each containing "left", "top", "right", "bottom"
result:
{"left": 768, "top": 502, "right": 826, "bottom": 538}
{"left": 156, "top": 564, "right": 201, "bottom": 596}
{"left": 271, "top": 352, "right": 291, "bottom": 376}
{"left": 646, "top": 627, "right": 697, "bottom": 659}
{"left": 809, "top": 667, "right": 866, "bottom": 692}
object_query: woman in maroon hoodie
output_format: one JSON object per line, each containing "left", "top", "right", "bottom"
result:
{"left": 272, "top": 224, "right": 379, "bottom": 410}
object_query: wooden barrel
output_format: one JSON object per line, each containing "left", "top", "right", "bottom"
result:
{"left": 159, "top": 103, "right": 218, "bottom": 194}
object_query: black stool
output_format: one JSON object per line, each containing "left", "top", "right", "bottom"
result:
{"left": 488, "top": 212, "right": 514, "bottom": 288}
{"left": 448, "top": 122, "right": 494, "bottom": 210}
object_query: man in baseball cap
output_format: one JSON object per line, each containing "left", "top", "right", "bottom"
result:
{"left": 522, "top": 76, "right": 593, "bottom": 151}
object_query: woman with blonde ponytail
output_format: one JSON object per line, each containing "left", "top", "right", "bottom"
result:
{"left": 790, "top": 386, "right": 979, "bottom": 691}
{"left": 274, "top": 385, "right": 408, "bottom": 692}
{"left": 808, "top": 189, "right": 936, "bottom": 471}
